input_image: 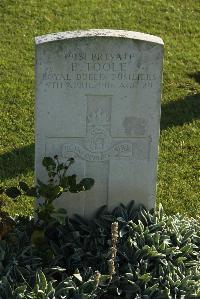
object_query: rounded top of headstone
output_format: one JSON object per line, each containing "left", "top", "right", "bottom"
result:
{"left": 35, "top": 29, "right": 164, "bottom": 45}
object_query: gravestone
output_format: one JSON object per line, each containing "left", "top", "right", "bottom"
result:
{"left": 35, "top": 29, "right": 164, "bottom": 218}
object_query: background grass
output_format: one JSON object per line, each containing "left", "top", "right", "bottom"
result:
{"left": 0, "top": 0, "right": 199, "bottom": 217}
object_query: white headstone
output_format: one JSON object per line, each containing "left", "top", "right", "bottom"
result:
{"left": 35, "top": 29, "right": 164, "bottom": 218}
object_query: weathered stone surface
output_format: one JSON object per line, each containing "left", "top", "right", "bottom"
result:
{"left": 35, "top": 29, "right": 164, "bottom": 218}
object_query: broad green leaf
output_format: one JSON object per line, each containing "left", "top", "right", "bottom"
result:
{"left": 37, "top": 270, "right": 47, "bottom": 292}
{"left": 14, "top": 284, "right": 27, "bottom": 295}
{"left": 46, "top": 281, "right": 55, "bottom": 296}
{"left": 73, "top": 273, "right": 83, "bottom": 282}
{"left": 38, "top": 184, "right": 62, "bottom": 200}
{"left": 42, "top": 157, "right": 56, "bottom": 170}
{"left": 182, "top": 229, "right": 195, "bottom": 242}
{"left": 138, "top": 273, "right": 152, "bottom": 283}
{"left": 68, "top": 175, "right": 78, "bottom": 193}
{"left": 78, "top": 178, "right": 95, "bottom": 191}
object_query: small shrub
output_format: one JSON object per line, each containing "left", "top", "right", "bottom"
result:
{"left": 3, "top": 156, "right": 94, "bottom": 225}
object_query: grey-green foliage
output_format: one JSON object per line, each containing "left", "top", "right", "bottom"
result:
{"left": 0, "top": 218, "right": 41, "bottom": 299}
{"left": 14, "top": 270, "right": 106, "bottom": 299}
{"left": 14, "top": 270, "right": 65, "bottom": 299}
{"left": 0, "top": 202, "right": 200, "bottom": 298}
{"left": 116, "top": 204, "right": 200, "bottom": 298}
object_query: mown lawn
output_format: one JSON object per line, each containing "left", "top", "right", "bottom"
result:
{"left": 0, "top": 0, "right": 199, "bottom": 217}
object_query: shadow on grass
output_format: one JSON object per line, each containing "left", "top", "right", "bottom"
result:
{"left": 161, "top": 93, "right": 200, "bottom": 130}
{"left": 188, "top": 71, "right": 200, "bottom": 84}
{"left": 0, "top": 143, "right": 34, "bottom": 180}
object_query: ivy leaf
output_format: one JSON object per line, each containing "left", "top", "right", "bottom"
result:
{"left": 5, "top": 187, "right": 21, "bottom": 199}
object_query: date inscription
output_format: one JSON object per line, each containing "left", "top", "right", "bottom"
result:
{"left": 41, "top": 50, "right": 157, "bottom": 90}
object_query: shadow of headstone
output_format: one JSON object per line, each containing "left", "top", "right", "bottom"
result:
{"left": 188, "top": 71, "right": 200, "bottom": 84}
{"left": 0, "top": 143, "right": 34, "bottom": 180}
{"left": 161, "top": 93, "right": 200, "bottom": 130}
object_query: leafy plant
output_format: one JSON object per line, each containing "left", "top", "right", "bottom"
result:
{"left": 2, "top": 156, "right": 94, "bottom": 225}
{"left": 1, "top": 157, "right": 200, "bottom": 298}
{"left": 1, "top": 156, "right": 95, "bottom": 259}
{"left": 14, "top": 270, "right": 107, "bottom": 299}
{"left": 0, "top": 202, "right": 199, "bottom": 298}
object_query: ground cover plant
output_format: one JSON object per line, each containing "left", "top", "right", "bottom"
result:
{"left": 0, "top": 157, "right": 200, "bottom": 298}
{"left": 0, "top": 0, "right": 199, "bottom": 217}
{"left": 0, "top": 200, "right": 200, "bottom": 298}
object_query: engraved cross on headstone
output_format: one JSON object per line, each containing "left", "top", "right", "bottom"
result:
{"left": 61, "top": 95, "right": 150, "bottom": 217}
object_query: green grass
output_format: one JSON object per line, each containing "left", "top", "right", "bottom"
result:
{"left": 0, "top": 0, "right": 199, "bottom": 217}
